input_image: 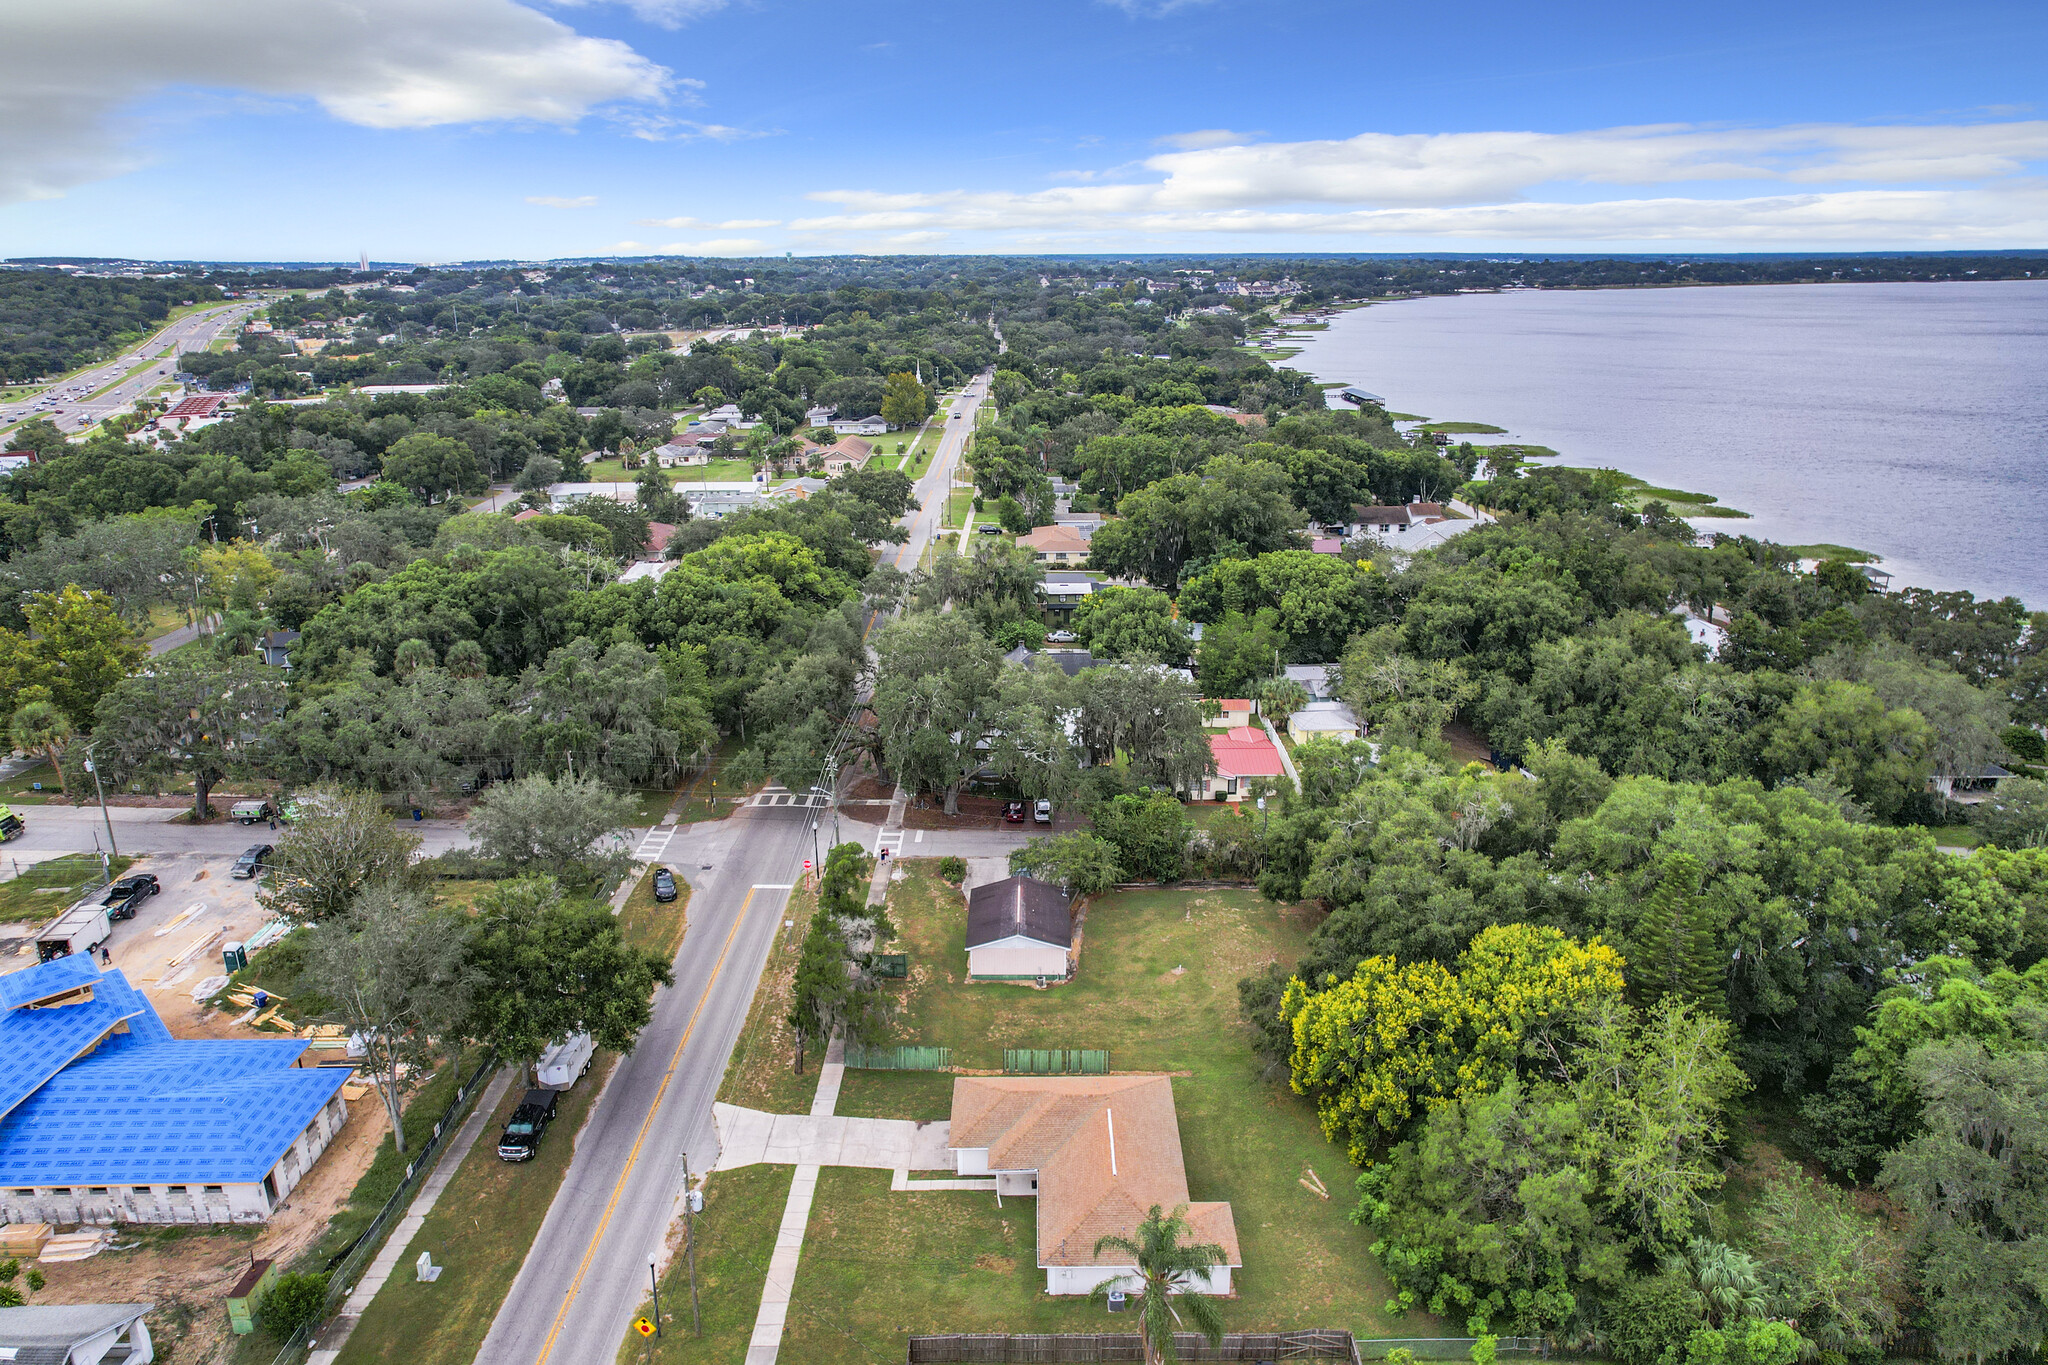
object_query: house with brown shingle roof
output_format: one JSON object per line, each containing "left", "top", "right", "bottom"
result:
{"left": 1017, "top": 524, "right": 1091, "bottom": 564}
{"left": 819, "top": 437, "right": 873, "bottom": 476}
{"left": 948, "top": 1075, "right": 1241, "bottom": 1296}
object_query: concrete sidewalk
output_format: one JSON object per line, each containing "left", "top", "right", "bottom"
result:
{"left": 307, "top": 1066, "right": 516, "bottom": 1365}
{"left": 742, "top": 1035, "right": 847, "bottom": 1365}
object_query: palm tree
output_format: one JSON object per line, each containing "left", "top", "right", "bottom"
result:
{"left": 1092, "top": 1204, "right": 1228, "bottom": 1365}
{"left": 10, "top": 700, "right": 71, "bottom": 799}
{"left": 1662, "top": 1236, "right": 1768, "bottom": 1327}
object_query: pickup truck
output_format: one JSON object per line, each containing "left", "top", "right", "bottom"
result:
{"left": 101, "top": 873, "right": 161, "bottom": 921}
{"left": 497, "top": 1089, "right": 560, "bottom": 1162}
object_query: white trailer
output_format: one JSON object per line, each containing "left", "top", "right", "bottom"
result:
{"left": 37, "top": 901, "right": 113, "bottom": 962}
{"left": 536, "top": 1032, "right": 595, "bottom": 1088}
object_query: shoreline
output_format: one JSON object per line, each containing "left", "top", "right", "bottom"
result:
{"left": 1281, "top": 281, "right": 2048, "bottom": 604}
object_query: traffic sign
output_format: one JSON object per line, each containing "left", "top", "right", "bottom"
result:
{"left": 634, "top": 1317, "right": 655, "bottom": 1338}
{"left": 802, "top": 859, "right": 812, "bottom": 870}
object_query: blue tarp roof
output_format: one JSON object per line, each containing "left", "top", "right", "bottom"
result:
{"left": 0, "top": 964, "right": 352, "bottom": 1188}
{"left": 0, "top": 953, "right": 102, "bottom": 1011}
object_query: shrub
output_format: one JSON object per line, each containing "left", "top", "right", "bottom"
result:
{"left": 263, "top": 1271, "right": 331, "bottom": 1339}
{"left": 23, "top": 1268, "right": 42, "bottom": 1292}
{"left": 1605, "top": 1272, "right": 1708, "bottom": 1365}
{"left": 0, "top": 1285, "right": 21, "bottom": 1308}
{"left": 936, "top": 856, "right": 967, "bottom": 884}
{"left": 0, "top": 1258, "right": 15, "bottom": 1283}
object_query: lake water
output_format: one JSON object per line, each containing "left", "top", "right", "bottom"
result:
{"left": 1287, "top": 281, "right": 2048, "bottom": 607}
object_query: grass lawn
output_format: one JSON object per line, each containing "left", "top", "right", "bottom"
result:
{"left": 0, "top": 758, "right": 74, "bottom": 804}
{"left": 665, "top": 740, "right": 745, "bottom": 825}
{"left": 1922, "top": 824, "right": 1984, "bottom": 849}
{"left": 334, "top": 1060, "right": 612, "bottom": 1365}
{"left": 619, "top": 865, "right": 693, "bottom": 961}
{"left": 0, "top": 853, "right": 134, "bottom": 923}
{"left": 625, "top": 780, "right": 685, "bottom": 827}
{"left": 580, "top": 457, "right": 757, "bottom": 485}
{"left": 715, "top": 882, "right": 821, "bottom": 1115}
{"left": 618, "top": 1164, "right": 795, "bottom": 1365}
{"left": 1415, "top": 421, "right": 1506, "bottom": 435}
{"left": 942, "top": 486, "right": 974, "bottom": 528}
{"left": 903, "top": 423, "right": 942, "bottom": 477}
{"left": 762, "top": 862, "right": 1415, "bottom": 1351}
{"left": 868, "top": 454, "right": 903, "bottom": 471}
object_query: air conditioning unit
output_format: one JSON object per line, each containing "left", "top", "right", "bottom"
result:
{"left": 1106, "top": 1290, "right": 1127, "bottom": 1313}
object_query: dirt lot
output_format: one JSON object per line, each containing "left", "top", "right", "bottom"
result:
{"left": 106, "top": 852, "right": 277, "bottom": 1038}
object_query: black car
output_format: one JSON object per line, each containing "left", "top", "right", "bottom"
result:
{"left": 1002, "top": 801, "right": 1027, "bottom": 823}
{"left": 497, "top": 1088, "right": 560, "bottom": 1162}
{"left": 652, "top": 866, "right": 679, "bottom": 903}
{"left": 101, "top": 873, "right": 161, "bottom": 920}
{"left": 231, "top": 845, "right": 274, "bottom": 879}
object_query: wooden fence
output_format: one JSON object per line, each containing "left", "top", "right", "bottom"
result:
{"left": 908, "top": 1329, "right": 1359, "bottom": 1362}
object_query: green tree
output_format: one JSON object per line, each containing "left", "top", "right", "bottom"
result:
{"left": 302, "top": 883, "right": 472, "bottom": 1152}
{"left": 9, "top": 698, "right": 70, "bottom": 798}
{"left": 0, "top": 586, "right": 146, "bottom": 728}
{"left": 1630, "top": 855, "right": 1724, "bottom": 1011}
{"left": 879, "top": 371, "right": 932, "bottom": 428}
{"left": 90, "top": 652, "right": 285, "bottom": 819}
{"left": 381, "top": 432, "right": 485, "bottom": 503}
{"left": 1090, "top": 1204, "right": 1229, "bottom": 1365}
{"left": 259, "top": 785, "right": 424, "bottom": 923}
{"left": 1977, "top": 776, "right": 2048, "bottom": 849}
{"left": 466, "top": 772, "right": 635, "bottom": 889}
{"left": 1748, "top": 1171, "right": 1904, "bottom": 1352}
{"left": 1072, "top": 585, "right": 1192, "bottom": 664}
{"left": 869, "top": 613, "right": 1002, "bottom": 815}
{"left": 1009, "top": 831, "right": 1122, "bottom": 896}
{"left": 1880, "top": 1039, "right": 2048, "bottom": 1361}
{"left": 463, "top": 875, "right": 673, "bottom": 1070}
{"left": 1091, "top": 793, "right": 1191, "bottom": 883}
{"left": 1604, "top": 1272, "right": 1709, "bottom": 1365}
{"left": 1338, "top": 630, "right": 1477, "bottom": 752}
{"left": 1195, "top": 608, "right": 1286, "bottom": 698}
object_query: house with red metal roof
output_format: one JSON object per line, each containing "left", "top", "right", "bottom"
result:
{"left": 1196, "top": 727, "right": 1286, "bottom": 801}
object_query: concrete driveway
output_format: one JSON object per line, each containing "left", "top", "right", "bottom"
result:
{"left": 712, "top": 1105, "right": 953, "bottom": 1172}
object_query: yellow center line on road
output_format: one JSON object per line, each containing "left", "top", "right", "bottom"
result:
{"left": 531, "top": 884, "right": 764, "bottom": 1365}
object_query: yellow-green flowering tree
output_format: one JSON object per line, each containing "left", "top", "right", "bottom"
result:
{"left": 1281, "top": 923, "right": 1625, "bottom": 1163}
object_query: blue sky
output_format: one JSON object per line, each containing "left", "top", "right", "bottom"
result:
{"left": 4, "top": 0, "right": 2046, "bottom": 260}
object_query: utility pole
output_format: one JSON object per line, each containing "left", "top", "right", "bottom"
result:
{"left": 648, "top": 1252, "right": 661, "bottom": 1339}
{"left": 681, "top": 1152, "right": 702, "bottom": 1336}
{"left": 83, "top": 744, "right": 118, "bottom": 859}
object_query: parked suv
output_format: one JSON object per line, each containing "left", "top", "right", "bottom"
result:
{"left": 101, "top": 873, "right": 161, "bottom": 921}
{"left": 652, "top": 866, "right": 679, "bottom": 903}
{"left": 497, "top": 1089, "right": 560, "bottom": 1162}
{"left": 1033, "top": 799, "right": 1053, "bottom": 824}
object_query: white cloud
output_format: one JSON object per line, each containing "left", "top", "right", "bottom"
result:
{"left": 637, "top": 215, "right": 781, "bottom": 228}
{"left": 547, "top": 0, "right": 728, "bottom": 29}
{"left": 0, "top": 0, "right": 673, "bottom": 204}
{"left": 1155, "top": 129, "right": 1262, "bottom": 151}
{"left": 614, "top": 115, "right": 775, "bottom": 142}
{"left": 789, "top": 120, "right": 2048, "bottom": 247}
{"left": 528, "top": 195, "right": 598, "bottom": 208}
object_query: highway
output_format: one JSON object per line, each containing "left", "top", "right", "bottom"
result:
{"left": 474, "top": 371, "right": 991, "bottom": 1365}
{"left": 0, "top": 301, "right": 257, "bottom": 434}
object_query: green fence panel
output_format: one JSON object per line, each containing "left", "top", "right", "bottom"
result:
{"left": 874, "top": 953, "right": 909, "bottom": 979}
{"left": 844, "top": 1044, "right": 950, "bottom": 1070}
{"left": 1002, "top": 1049, "right": 1111, "bottom": 1075}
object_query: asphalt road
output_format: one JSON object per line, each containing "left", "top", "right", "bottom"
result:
{"left": 0, "top": 803, "right": 475, "bottom": 867}
{"left": 1, "top": 302, "right": 256, "bottom": 433}
{"left": 477, "top": 371, "right": 992, "bottom": 1365}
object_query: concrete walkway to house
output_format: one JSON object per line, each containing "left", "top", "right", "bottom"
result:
{"left": 306, "top": 1065, "right": 517, "bottom": 1365}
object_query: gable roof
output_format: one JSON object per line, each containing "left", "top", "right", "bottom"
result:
{"left": 950, "top": 1076, "right": 1240, "bottom": 1270}
{"left": 1208, "top": 727, "right": 1286, "bottom": 779}
{"left": 1352, "top": 504, "right": 1413, "bottom": 526}
{"left": 965, "top": 876, "right": 1072, "bottom": 950}
{"left": 0, "top": 1302, "right": 155, "bottom": 1354}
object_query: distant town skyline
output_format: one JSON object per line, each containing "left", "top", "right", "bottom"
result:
{"left": 4, "top": 0, "right": 2045, "bottom": 260}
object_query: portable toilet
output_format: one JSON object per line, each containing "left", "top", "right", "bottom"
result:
{"left": 223, "top": 941, "right": 248, "bottom": 973}
{"left": 226, "top": 1257, "right": 277, "bottom": 1334}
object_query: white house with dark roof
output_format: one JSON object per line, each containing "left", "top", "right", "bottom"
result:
{"left": 964, "top": 876, "right": 1073, "bottom": 982}
{"left": 0, "top": 955, "right": 352, "bottom": 1226}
